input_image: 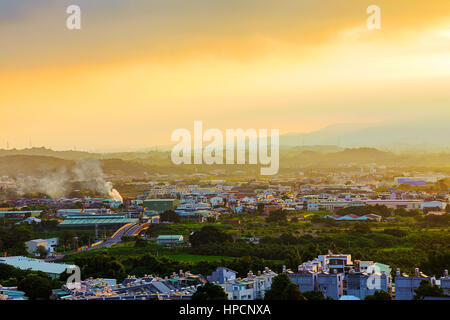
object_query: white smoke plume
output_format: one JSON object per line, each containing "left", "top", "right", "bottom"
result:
{"left": 18, "top": 167, "right": 69, "bottom": 198}
{"left": 106, "top": 182, "right": 124, "bottom": 203}
{"left": 73, "top": 159, "right": 123, "bottom": 203}
{"left": 16, "top": 158, "right": 123, "bottom": 202}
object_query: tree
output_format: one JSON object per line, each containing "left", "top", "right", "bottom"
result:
{"left": 36, "top": 245, "right": 48, "bottom": 259}
{"left": 189, "top": 226, "right": 232, "bottom": 247}
{"left": 18, "top": 274, "right": 52, "bottom": 300}
{"left": 351, "top": 222, "right": 371, "bottom": 234}
{"left": 285, "top": 249, "right": 302, "bottom": 270}
{"left": 74, "top": 254, "right": 126, "bottom": 281}
{"left": 303, "top": 290, "right": 326, "bottom": 300}
{"left": 420, "top": 251, "right": 450, "bottom": 277}
{"left": 264, "top": 273, "right": 306, "bottom": 300}
{"left": 257, "top": 203, "right": 264, "bottom": 214}
{"left": 266, "top": 210, "right": 288, "bottom": 223}
{"left": 364, "top": 290, "right": 392, "bottom": 300}
{"left": 134, "top": 237, "right": 148, "bottom": 248}
{"left": 160, "top": 210, "right": 180, "bottom": 223}
{"left": 413, "top": 279, "right": 449, "bottom": 300}
{"left": 191, "top": 282, "right": 228, "bottom": 300}
{"left": 2, "top": 277, "right": 18, "bottom": 287}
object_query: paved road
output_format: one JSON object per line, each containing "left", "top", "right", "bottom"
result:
{"left": 43, "top": 223, "right": 143, "bottom": 260}
{"left": 88, "top": 223, "right": 138, "bottom": 249}
{"left": 123, "top": 224, "right": 141, "bottom": 237}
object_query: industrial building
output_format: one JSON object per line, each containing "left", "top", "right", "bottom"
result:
{"left": 58, "top": 214, "right": 138, "bottom": 230}
{"left": 0, "top": 256, "right": 76, "bottom": 279}
{"left": 143, "top": 199, "right": 179, "bottom": 213}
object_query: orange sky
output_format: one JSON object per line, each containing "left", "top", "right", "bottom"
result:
{"left": 1, "top": 0, "right": 449, "bottom": 151}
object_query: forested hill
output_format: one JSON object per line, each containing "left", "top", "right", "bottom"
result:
{"left": 1, "top": 147, "right": 450, "bottom": 178}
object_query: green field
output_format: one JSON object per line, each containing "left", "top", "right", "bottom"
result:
{"left": 63, "top": 241, "right": 236, "bottom": 264}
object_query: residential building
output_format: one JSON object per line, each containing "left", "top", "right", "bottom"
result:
{"left": 289, "top": 272, "right": 316, "bottom": 293}
{"left": 207, "top": 267, "right": 237, "bottom": 284}
{"left": 223, "top": 268, "right": 277, "bottom": 300}
{"left": 345, "top": 271, "right": 391, "bottom": 300}
{"left": 316, "top": 272, "right": 344, "bottom": 300}
{"left": 25, "top": 239, "right": 49, "bottom": 255}
{"left": 394, "top": 268, "right": 433, "bottom": 300}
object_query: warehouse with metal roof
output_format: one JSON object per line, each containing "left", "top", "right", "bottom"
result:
{"left": 0, "top": 256, "right": 76, "bottom": 279}
{"left": 58, "top": 214, "right": 138, "bottom": 229}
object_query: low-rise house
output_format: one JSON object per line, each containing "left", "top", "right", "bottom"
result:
{"left": 58, "top": 272, "right": 205, "bottom": 300}
{"left": 25, "top": 239, "right": 49, "bottom": 255}
{"left": 15, "top": 217, "right": 41, "bottom": 225}
{"left": 0, "top": 287, "right": 27, "bottom": 300}
{"left": 156, "top": 235, "right": 184, "bottom": 247}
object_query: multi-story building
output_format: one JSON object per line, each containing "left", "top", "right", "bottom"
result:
{"left": 222, "top": 268, "right": 277, "bottom": 300}
{"left": 345, "top": 271, "right": 391, "bottom": 300}
{"left": 439, "top": 270, "right": 450, "bottom": 295}
{"left": 316, "top": 272, "right": 344, "bottom": 300}
{"left": 319, "top": 252, "right": 353, "bottom": 274}
{"left": 288, "top": 272, "right": 316, "bottom": 293}
{"left": 394, "top": 268, "right": 434, "bottom": 300}
{"left": 207, "top": 267, "right": 237, "bottom": 284}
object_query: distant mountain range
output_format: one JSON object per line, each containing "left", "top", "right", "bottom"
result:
{"left": 280, "top": 122, "right": 450, "bottom": 152}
